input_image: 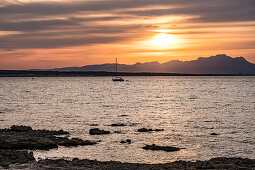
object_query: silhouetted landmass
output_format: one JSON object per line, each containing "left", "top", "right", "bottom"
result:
{"left": 1, "top": 54, "right": 255, "bottom": 76}
{"left": 30, "top": 54, "right": 255, "bottom": 74}
{"left": 1, "top": 70, "right": 254, "bottom": 77}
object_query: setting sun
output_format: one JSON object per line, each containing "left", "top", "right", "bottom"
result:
{"left": 151, "top": 33, "right": 176, "bottom": 47}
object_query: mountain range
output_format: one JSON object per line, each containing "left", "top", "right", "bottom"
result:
{"left": 36, "top": 54, "right": 255, "bottom": 74}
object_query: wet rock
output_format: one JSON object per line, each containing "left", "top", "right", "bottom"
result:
{"left": 143, "top": 144, "right": 180, "bottom": 152}
{"left": 210, "top": 133, "right": 219, "bottom": 135}
{"left": 8, "top": 157, "right": 255, "bottom": 169}
{"left": 120, "top": 139, "right": 131, "bottom": 144}
{"left": 0, "top": 135, "right": 58, "bottom": 150}
{"left": 89, "top": 128, "right": 110, "bottom": 135}
{"left": 10, "top": 125, "right": 32, "bottom": 132}
{"left": 57, "top": 138, "right": 96, "bottom": 147}
{"left": 119, "top": 114, "right": 128, "bottom": 117}
{"left": 111, "top": 123, "right": 126, "bottom": 127}
{"left": 0, "top": 150, "right": 35, "bottom": 168}
{"left": 137, "top": 128, "right": 164, "bottom": 132}
{"left": 17, "top": 157, "right": 255, "bottom": 169}
{"left": 90, "top": 124, "right": 99, "bottom": 126}
{"left": 0, "top": 126, "right": 94, "bottom": 150}
{"left": 154, "top": 129, "right": 164, "bottom": 131}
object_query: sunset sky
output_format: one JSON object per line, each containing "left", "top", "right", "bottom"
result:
{"left": 0, "top": 0, "right": 255, "bottom": 69}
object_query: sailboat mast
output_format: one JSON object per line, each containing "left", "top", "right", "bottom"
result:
{"left": 116, "top": 57, "right": 117, "bottom": 75}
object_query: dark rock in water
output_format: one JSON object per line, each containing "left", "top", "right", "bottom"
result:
{"left": 0, "top": 126, "right": 95, "bottom": 150}
{"left": 120, "top": 139, "right": 131, "bottom": 144}
{"left": 119, "top": 114, "right": 129, "bottom": 117}
{"left": 137, "top": 128, "right": 152, "bottom": 132}
{"left": 137, "top": 128, "right": 164, "bottom": 132}
{"left": 89, "top": 128, "right": 110, "bottom": 135}
{"left": 143, "top": 144, "right": 180, "bottom": 152}
{"left": 57, "top": 138, "right": 96, "bottom": 146}
{"left": 90, "top": 123, "right": 99, "bottom": 126}
{"left": 0, "top": 150, "right": 35, "bottom": 168}
{"left": 111, "top": 123, "right": 126, "bottom": 127}
{"left": 0, "top": 135, "right": 58, "bottom": 150}
{"left": 210, "top": 133, "right": 219, "bottom": 135}
{"left": 10, "top": 125, "right": 32, "bottom": 132}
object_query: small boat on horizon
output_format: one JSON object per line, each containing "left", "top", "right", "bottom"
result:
{"left": 112, "top": 58, "right": 125, "bottom": 82}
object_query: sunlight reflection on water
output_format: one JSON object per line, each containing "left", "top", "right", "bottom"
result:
{"left": 0, "top": 76, "right": 254, "bottom": 163}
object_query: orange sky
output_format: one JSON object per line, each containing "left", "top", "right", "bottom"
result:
{"left": 0, "top": 0, "right": 255, "bottom": 69}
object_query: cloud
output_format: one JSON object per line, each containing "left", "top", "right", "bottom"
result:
{"left": 1, "top": 0, "right": 254, "bottom": 21}
{"left": 0, "top": 19, "right": 78, "bottom": 31}
{"left": 0, "top": 0, "right": 254, "bottom": 50}
{"left": 0, "top": 34, "right": 131, "bottom": 49}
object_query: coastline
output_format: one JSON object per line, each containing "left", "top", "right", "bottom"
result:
{"left": 0, "top": 70, "right": 254, "bottom": 77}
{"left": 9, "top": 156, "right": 255, "bottom": 170}
{"left": 1, "top": 125, "right": 254, "bottom": 169}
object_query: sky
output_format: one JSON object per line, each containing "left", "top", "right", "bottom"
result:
{"left": 0, "top": 0, "right": 255, "bottom": 69}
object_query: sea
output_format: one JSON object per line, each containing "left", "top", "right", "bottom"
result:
{"left": 0, "top": 76, "right": 254, "bottom": 164}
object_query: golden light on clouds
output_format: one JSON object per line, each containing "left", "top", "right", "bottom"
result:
{"left": 0, "top": 0, "right": 255, "bottom": 69}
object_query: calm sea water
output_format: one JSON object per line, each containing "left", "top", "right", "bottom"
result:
{"left": 0, "top": 76, "right": 254, "bottom": 164}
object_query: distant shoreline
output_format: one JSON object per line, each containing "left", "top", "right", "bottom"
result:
{"left": 0, "top": 70, "right": 255, "bottom": 77}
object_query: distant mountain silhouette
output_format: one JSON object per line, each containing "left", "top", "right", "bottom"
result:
{"left": 37, "top": 54, "right": 255, "bottom": 74}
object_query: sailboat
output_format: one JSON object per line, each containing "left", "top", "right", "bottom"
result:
{"left": 112, "top": 58, "right": 124, "bottom": 81}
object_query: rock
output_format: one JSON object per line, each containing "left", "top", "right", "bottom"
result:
{"left": 8, "top": 157, "right": 255, "bottom": 169}
{"left": 119, "top": 114, "right": 129, "bottom": 117}
{"left": 90, "top": 124, "right": 99, "bottom": 126}
{"left": 120, "top": 139, "right": 131, "bottom": 144}
{"left": 111, "top": 123, "right": 126, "bottom": 127}
{"left": 10, "top": 125, "right": 32, "bottom": 132}
{"left": 210, "top": 133, "right": 219, "bottom": 135}
{"left": 57, "top": 138, "right": 96, "bottom": 147}
{"left": 0, "top": 136, "right": 58, "bottom": 150}
{"left": 0, "top": 126, "right": 94, "bottom": 150}
{"left": 137, "top": 128, "right": 152, "bottom": 132}
{"left": 0, "top": 150, "right": 35, "bottom": 168}
{"left": 137, "top": 128, "right": 164, "bottom": 132}
{"left": 143, "top": 144, "right": 180, "bottom": 152}
{"left": 89, "top": 128, "right": 110, "bottom": 135}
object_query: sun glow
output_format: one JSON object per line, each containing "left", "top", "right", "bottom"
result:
{"left": 151, "top": 33, "right": 176, "bottom": 47}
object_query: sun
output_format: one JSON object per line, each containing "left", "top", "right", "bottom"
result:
{"left": 151, "top": 33, "right": 176, "bottom": 47}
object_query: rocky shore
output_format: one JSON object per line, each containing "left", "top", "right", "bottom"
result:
{"left": 0, "top": 125, "right": 96, "bottom": 150}
{"left": 1, "top": 125, "right": 255, "bottom": 169}
{"left": 7, "top": 155, "right": 255, "bottom": 170}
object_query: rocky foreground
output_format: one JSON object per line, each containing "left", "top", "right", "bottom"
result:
{"left": 0, "top": 125, "right": 96, "bottom": 151}
{"left": 0, "top": 125, "right": 255, "bottom": 169}
{"left": 6, "top": 154, "right": 255, "bottom": 170}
